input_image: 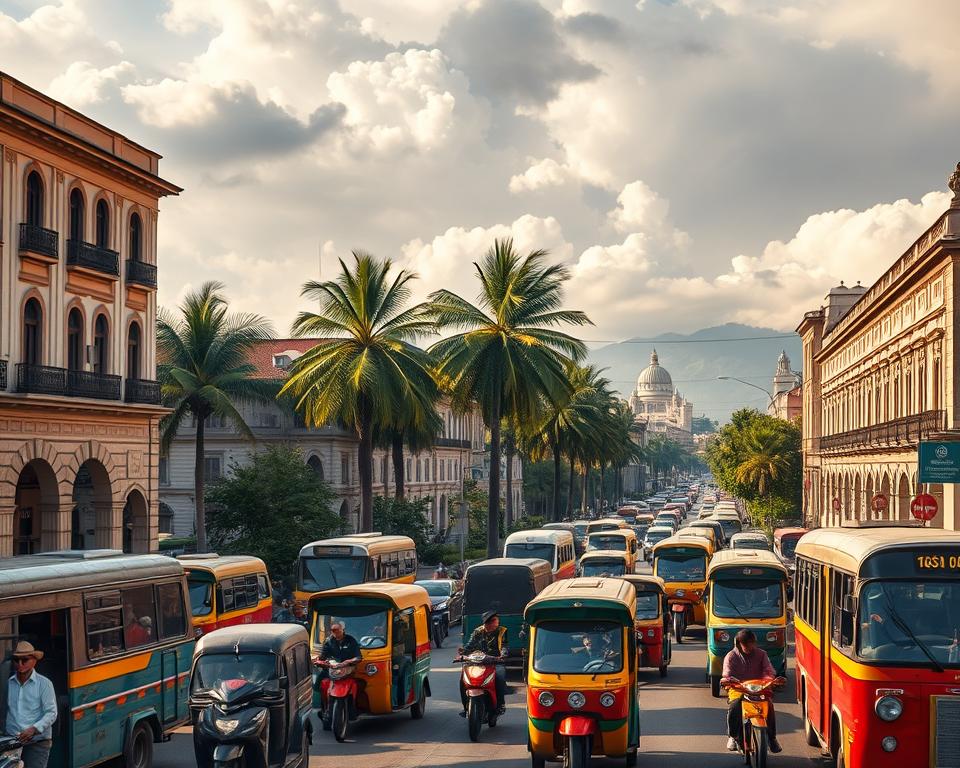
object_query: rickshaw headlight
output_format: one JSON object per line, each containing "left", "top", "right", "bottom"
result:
{"left": 766, "top": 631, "right": 781, "bottom": 643}
{"left": 881, "top": 736, "right": 898, "bottom": 752}
{"left": 365, "top": 663, "right": 378, "bottom": 676}
{"left": 538, "top": 691, "right": 555, "bottom": 707}
{"left": 599, "top": 693, "right": 616, "bottom": 708}
{"left": 647, "top": 629, "right": 655, "bottom": 638}
{"left": 716, "top": 630, "right": 730, "bottom": 643}
{"left": 875, "top": 696, "right": 903, "bottom": 722}
{"left": 567, "top": 692, "right": 586, "bottom": 709}
{"left": 214, "top": 718, "right": 239, "bottom": 735}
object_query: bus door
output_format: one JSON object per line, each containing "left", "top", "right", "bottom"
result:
{"left": 160, "top": 648, "right": 180, "bottom": 724}
{"left": 822, "top": 567, "right": 839, "bottom": 747}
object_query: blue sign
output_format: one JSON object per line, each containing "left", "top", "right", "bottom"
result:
{"left": 918, "top": 441, "right": 960, "bottom": 484}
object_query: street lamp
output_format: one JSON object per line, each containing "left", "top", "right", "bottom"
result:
{"left": 717, "top": 376, "right": 775, "bottom": 405}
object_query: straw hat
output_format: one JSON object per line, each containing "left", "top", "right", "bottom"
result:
{"left": 12, "top": 641, "right": 43, "bottom": 661}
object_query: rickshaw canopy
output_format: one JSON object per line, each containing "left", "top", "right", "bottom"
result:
{"left": 195, "top": 622, "right": 308, "bottom": 656}
{"left": 707, "top": 549, "right": 788, "bottom": 581}
{"left": 653, "top": 535, "right": 713, "bottom": 557}
{"left": 619, "top": 574, "right": 667, "bottom": 596}
{"left": 524, "top": 577, "right": 636, "bottom": 625}
{"left": 307, "top": 582, "right": 431, "bottom": 614}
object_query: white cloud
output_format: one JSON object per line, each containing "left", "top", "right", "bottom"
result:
{"left": 608, "top": 180, "right": 691, "bottom": 248}
{"left": 48, "top": 60, "right": 135, "bottom": 108}
{"left": 123, "top": 78, "right": 238, "bottom": 127}
{"left": 508, "top": 157, "right": 575, "bottom": 193}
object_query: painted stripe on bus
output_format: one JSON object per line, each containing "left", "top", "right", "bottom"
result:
{"left": 68, "top": 651, "right": 155, "bottom": 687}
{"left": 71, "top": 671, "right": 190, "bottom": 713}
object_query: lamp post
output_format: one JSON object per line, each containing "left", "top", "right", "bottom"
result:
{"left": 717, "top": 376, "right": 775, "bottom": 406}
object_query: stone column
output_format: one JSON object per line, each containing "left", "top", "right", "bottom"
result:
{"left": 0, "top": 503, "right": 15, "bottom": 558}
{"left": 95, "top": 500, "right": 124, "bottom": 550}
{"left": 41, "top": 497, "right": 71, "bottom": 552}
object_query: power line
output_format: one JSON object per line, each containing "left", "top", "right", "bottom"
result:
{"left": 585, "top": 333, "right": 798, "bottom": 344}
{"left": 610, "top": 374, "right": 773, "bottom": 384}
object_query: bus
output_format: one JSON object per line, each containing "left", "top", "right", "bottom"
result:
{"left": 177, "top": 554, "right": 273, "bottom": 635}
{"left": 295, "top": 533, "right": 417, "bottom": 601}
{"left": 503, "top": 529, "right": 576, "bottom": 579}
{"left": 0, "top": 551, "right": 193, "bottom": 768}
{"left": 793, "top": 523, "right": 960, "bottom": 768}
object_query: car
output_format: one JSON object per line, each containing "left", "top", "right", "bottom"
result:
{"left": 414, "top": 578, "right": 464, "bottom": 635}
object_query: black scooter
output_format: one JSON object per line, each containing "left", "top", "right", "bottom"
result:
{"left": 193, "top": 678, "right": 282, "bottom": 768}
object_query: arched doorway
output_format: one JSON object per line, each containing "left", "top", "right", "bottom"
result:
{"left": 338, "top": 499, "right": 353, "bottom": 533}
{"left": 853, "top": 474, "right": 862, "bottom": 520}
{"left": 307, "top": 455, "right": 324, "bottom": 480}
{"left": 72, "top": 460, "right": 113, "bottom": 550}
{"left": 865, "top": 475, "right": 874, "bottom": 520}
{"left": 880, "top": 475, "right": 891, "bottom": 522}
{"left": 14, "top": 460, "right": 59, "bottom": 555}
{"left": 897, "top": 473, "right": 910, "bottom": 522}
{"left": 122, "top": 490, "right": 149, "bottom": 554}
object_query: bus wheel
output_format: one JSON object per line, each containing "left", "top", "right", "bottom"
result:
{"left": 802, "top": 688, "right": 819, "bottom": 747}
{"left": 124, "top": 722, "right": 153, "bottom": 768}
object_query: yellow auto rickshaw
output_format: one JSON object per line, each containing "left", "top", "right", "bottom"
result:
{"left": 652, "top": 535, "right": 712, "bottom": 644}
{"left": 620, "top": 574, "right": 671, "bottom": 677}
{"left": 577, "top": 549, "right": 632, "bottom": 577}
{"left": 525, "top": 578, "right": 641, "bottom": 767}
{"left": 585, "top": 529, "right": 639, "bottom": 573}
{"left": 308, "top": 583, "right": 433, "bottom": 740}
{"left": 676, "top": 526, "right": 717, "bottom": 551}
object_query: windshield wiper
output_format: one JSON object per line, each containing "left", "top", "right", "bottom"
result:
{"left": 883, "top": 593, "right": 943, "bottom": 673}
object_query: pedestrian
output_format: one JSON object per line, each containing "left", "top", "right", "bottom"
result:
{"left": 6, "top": 641, "right": 57, "bottom": 768}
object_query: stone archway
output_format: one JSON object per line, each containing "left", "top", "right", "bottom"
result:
{"left": 896, "top": 473, "right": 910, "bottom": 522}
{"left": 13, "top": 459, "right": 59, "bottom": 555}
{"left": 72, "top": 459, "right": 114, "bottom": 550}
{"left": 123, "top": 489, "right": 149, "bottom": 554}
{"left": 307, "top": 455, "right": 324, "bottom": 481}
{"left": 865, "top": 475, "right": 875, "bottom": 520}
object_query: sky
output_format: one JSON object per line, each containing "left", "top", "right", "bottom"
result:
{"left": 2, "top": 0, "right": 959, "bottom": 345}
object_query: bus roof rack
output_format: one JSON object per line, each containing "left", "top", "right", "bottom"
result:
{"left": 839, "top": 519, "right": 923, "bottom": 529}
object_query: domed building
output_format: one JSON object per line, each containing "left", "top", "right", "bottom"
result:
{"left": 628, "top": 350, "right": 694, "bottom": 444}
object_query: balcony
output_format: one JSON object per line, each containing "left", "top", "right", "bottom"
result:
{"left": 126, "top": 259, "right": 157, "bottom": 288}
{"left": 67, "top": 370, "right": 121, "bottom": 400}
{"left": 435, "top": 437, "right": 472, "bottom": 449}
{"left": 67, "top": 240, "right": 119, "bottom": 278}
{"left": 819, "top": 410, "right": 945, "bottom": 453}
{"left": 125, "top": 378, "right": 161, "bottom": 404}
{"left": 17, "top": 364, "right": 67, "bottom": 396}
{"left": 19, "top": 223, "right": 59, "bottom": 261}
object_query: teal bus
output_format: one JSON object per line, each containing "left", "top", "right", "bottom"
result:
{"left": 0, "top": 551, "right": 194, "bottom": 768}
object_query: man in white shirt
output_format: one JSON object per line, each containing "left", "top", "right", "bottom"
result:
{"left": 6, "top": 642, "right": 57, "bottom": 768}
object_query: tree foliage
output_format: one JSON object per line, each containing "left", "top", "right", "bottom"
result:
{"left": 691, "top": 415, "right": 719, "bottom": 434}
{"left": 372, "top": 496, "right": 433, "bottom": 554}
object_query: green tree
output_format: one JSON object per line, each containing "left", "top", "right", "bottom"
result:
{"left": 691, "top": 415, "right": 719, "bottom": 434}
{"left": 429, "top": 239, "right": 590, "bottom": 556}
{"left": 205, "top": 446, "right": 342, "bottom": 587}
{"left": 280, "top": 253, "right": 437, "bottom": 532}
{"left": 372, "top": 496, "right": 433, "bottom": 553}
{"left": 158, "top": 281, "right": 275, "bottom": 552}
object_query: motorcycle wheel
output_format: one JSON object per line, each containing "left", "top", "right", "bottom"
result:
{"left": 751, "top": 727, "right": 768, "bottom": 768}
{"left": 659, "top": 663, "right": 668, "bottom": 678}
{"left": 467, "top": 699, "right": 484, "bottom": 742}
{"left": 672, "top": 612, "right": 684, "bottom": 644}
{"left": 566, "top": 735, "right": 591, "bottom": 768}
{"left": 331, "top": 698, "right": 349, "bottom": 743}
{"left": 741, "top": 722, "right": 751, "bottom": 766}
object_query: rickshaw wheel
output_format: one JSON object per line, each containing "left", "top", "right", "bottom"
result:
{"left": 672, "top": 613, "right": 684, "bottom": 644}
{"left": 411, "top": 686, "right": 426, "bottom": 720}
{"left": 467, "top": 699, "right": 484, "bottom": 742}
{"left": 710, "top": 675, "right": 721, "bottom": 698}
{"left": 625, "top": 747, "right": 638, "bottom": 766}
{"left": 659, "top": 664, "right": 668, "bottom": 678}
{"left": 331, "top": 699, "right": 348, "bottom": 743}
{"left": 531, "top": 755, "right": 546, "bottom": 768}
{"left": 566, "top": 736, "right": 590, "bottom": 768}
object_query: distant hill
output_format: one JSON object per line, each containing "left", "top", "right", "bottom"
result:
{"left": 587, "top": 323, "right": 803, "bottom": 424}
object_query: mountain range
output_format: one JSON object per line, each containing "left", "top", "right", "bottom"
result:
{"left": 587, "top": 324, "right": 803, "bottom": 424}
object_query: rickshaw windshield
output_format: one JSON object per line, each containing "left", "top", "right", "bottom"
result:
{"left": 188, "top": 579, "right": 213, "bottom": 617}
{"left": 779, "top": 537, "right": 799, "bottom": 558}
{"left": 580, "top": 561, "right": 625, "bottom": 577}
{"left": 301, "top": 556, "right": 368, "bottom": 591}
{"left": 635, "top": 593, "right": 659, "bottom": 620}
{"left": 857, "top": 581, "right": 960, "bottom": 665}
{"left": 313, "top": 606, "right": 389, "bottom": 649}
{"left": 505, "top": 542, "right": 556, "bottom": 565}
{"left": 718, "top": 519, "right": 742, "bottom": 537}
{"left": 587, "top": 536, "right": 626, "bottom": 552}
{"left": 656, "top": 553, "right": 706, "bottom": 582}
{"left": 733, "top": 540, "right": 769, "bottom": 551}
{"left": 193, "top": 652, "right": 277, "bottom": 691}
{"left": 712, "top": 579, "right": 783, "bottom": 619}
{"left": 533, "top": 620, "right": 623, "bottom": 674}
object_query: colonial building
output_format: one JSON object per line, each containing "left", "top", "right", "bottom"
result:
{"left": 160, "top": 338, "right": 515, "bottom": 536}
{"left": 0, "top": 72, "right": 178, "bottom": 555}
{"left": 628, "top": 349, "right": 694, "bottom": 447}
{"left": 798, "top": 165, "right": 960, "bottom": 530}
{"left": 767, "top": 350, "right": 802, "bottom": 421}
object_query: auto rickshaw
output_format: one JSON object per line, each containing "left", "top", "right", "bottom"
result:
{"left": 772, "top": 527, "right": 807, "bottom": 582}
{"left": 525, "top": 578, "right": 641, "bottom": 768}
{"left": 190, "top": 624, "right": 313, "bottom": 768}
{"left": 676, "top": 526, "right": 717, "bottom": 550}
{"left": 705, "top": 549, "right": 789, "bottom": 698}
{"left": 730, "top": 531, "right": 771, "bottom": 551}
{"left": 576, "top": 549, "right": 632, "bottom": 577}
{"left": 652, "top": 536, "right": 712, "bottom": 644}
{"left": 585, "top": 529, "right": 639, "bottom": 573}
{"left": 307, "top": 583, "right": 433, "bottom": 739}
{"left": 620, "top": 574, "right": 671, "bottom": 677}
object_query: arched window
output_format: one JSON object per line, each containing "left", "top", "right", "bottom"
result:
{"left": 93, "top": 314, "right": 108, "bottom": 374}
{"left": 127, "top": 322, "right": 141, "bottom": 380}
{"left": 67, "top": 308, "right": 84, "bottom": 371}
{"left": 26, "top": 171, "right": 43, "bottom": 226}
{"left": 95, "top": 199, "right": 110, "bottom": 248}
{"left": 23, "top": 299, "right": 42, "bottom": 365}
{"left": 69, "top": 188, "right": 84, "bottom": 241}
{"left": 129, "top": 212, "right": 142, "bottom": 261}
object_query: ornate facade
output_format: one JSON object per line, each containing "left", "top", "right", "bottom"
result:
{"left": 768, "top": 350, "right": 802, "bottom": 421}
{"left": 628, "top": 349, "right": 694, "bottom": 446}
{"left": 798, "top": 166, "right": 960, "bottom": 529}
{"left": 0, "top": 72, "right": 179, "bottom": 554}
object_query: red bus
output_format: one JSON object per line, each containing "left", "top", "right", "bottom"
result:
{"left": 793, "top": 523, "right": 960, "bottom": 767}
{"left": 178, "top": 554, "right": 273, "bottom": 636}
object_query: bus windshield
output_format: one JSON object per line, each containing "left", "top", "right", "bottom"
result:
{"left": 635, "top": 593, "right": 660, "bottom": 620}
{"left": 733, "top": 539, "right": 769, "bottom": 551}
{"left": 188, "top": 579, "right": 213, "bottom": 616}
{"left": 465, "top": 569, "right": 535, "bottom": 615}
{"left": 533, "top": 620, "right": 623, "bottom": 674}
{"left": 656, "top": 553, "right": 706, "bottom": 582}
{"left": 579, "top": 560, "right": 625, "bottom": 577}
{"left": 712, "top": 579, "right": 784, "bottom": 619}
{"left": 313, "top": 606, "right": 389, "bottom": 650}
{"left": 858, "top": 581, "right": 960, "bottom": 665}
{"left": 505, "top": 542, "right": 556, "bottom": 566}
{"left": 718, "top": 519, "right": 742, "bottom": 538}
{"left": 587, "top": 536, "right": 626, "bottom": 552}
{"left": 301, "top": 556, "right": 367, "bottom": 592}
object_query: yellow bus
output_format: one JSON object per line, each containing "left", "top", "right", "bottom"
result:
{"left": 295, "top": 533, "right": 417, "bottom": 601}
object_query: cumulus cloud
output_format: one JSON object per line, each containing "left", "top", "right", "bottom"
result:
{"left": 608, "top": 180, "right": 691, "bottom": 248}
{"left": 48, "top": 60, "right": 135, "bottom": 108}
{"left": 508, "top": 158, "right": 576, "bottom": 193}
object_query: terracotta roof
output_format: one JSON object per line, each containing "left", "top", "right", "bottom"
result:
{"left": 247, "top": 338, "right": 325, "bottom": 379}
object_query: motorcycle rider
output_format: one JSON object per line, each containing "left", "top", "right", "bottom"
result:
{"left": 316, "top": 620, "right": 361, "bottom": 716}
{"left": 720, "top": 629, "right": 785, "bottom": 754}
{"left": 458, "top": 610, "right": 508, "bottom": 717}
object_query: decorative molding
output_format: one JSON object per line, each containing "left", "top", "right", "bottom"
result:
{"left": 4, "top": 149, "right": 14, "bottom": 164}
{"left": 56, "top": 170, "right": 64, "bottom": 184}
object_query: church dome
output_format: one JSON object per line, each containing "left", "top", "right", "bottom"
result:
{"left": 635, "top": 349, "right": 674, "bottom": 396}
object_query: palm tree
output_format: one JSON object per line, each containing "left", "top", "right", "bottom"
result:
{"left": 280, "top": 253, "right": 437, "bottom": 532}
{"left": 429, "top": 239, "right": 590, "bottom": 556}
{"left": 734, "top": 424, "right": 793, "bottom": 496}
{"left": 376, "top": 396, "right": 443, "bottom": 500}
{"left": 157, "top": 281, "right": 275, "bottom": 552}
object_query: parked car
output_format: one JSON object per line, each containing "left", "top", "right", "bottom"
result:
{"left": 415, "top": 578, "right": 464, "bottom": 634}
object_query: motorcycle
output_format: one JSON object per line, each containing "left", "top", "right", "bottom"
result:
{"left": 723, "top": 677, "right": 784, "bottom": 768}
{"left": 455, "top": 651, "right": 504, "bottom": 742}
{"left": 315, "top": 658, "right": 361, "bottom": 743}
{"left": 0, "top": 737, "right": 23, "bottom": 768}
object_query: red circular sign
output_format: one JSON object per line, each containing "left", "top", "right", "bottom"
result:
{"left": 831, "top": 497, "right": 841, "bottom": 512}
{"left": 870, "top": 493, "right": 888, "bottom": 512}
{"left": 911, "top": 494, "right": 938, "bottom": 522}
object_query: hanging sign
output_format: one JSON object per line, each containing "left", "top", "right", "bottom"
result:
{"left": 910, "top": 493, "right": 938, "bottom": 522}
{"left": 919, "top": 441, "right": 960, "bottom": 484}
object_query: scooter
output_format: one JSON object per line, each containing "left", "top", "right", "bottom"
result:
{"left": 0, "top": 737, "right": 23, "bottom": 768}
{"left": 455, "top": 651, "right": 504, "bottom": 742}
{"left": 316, "top": 658, "right": 360, "bottom": 743}
{"left": 723, "top": 677, "right": 784, "bottom": 768}
{"left": 193, "top": 677, "right": 285, "bottom": 768}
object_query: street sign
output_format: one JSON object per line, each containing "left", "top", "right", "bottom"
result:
{"left": 831, "top": 497, "right": 841, "bottom": 512}
{"left": 911, "top": 494, "right": 938, "bottom": 521}
{"left": 919, "top": 441, "right": 960, "bottom": 484}
{"left": 870, "top": 493, "right": 888, "bottom": 512}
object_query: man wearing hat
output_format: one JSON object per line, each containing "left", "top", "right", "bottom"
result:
{"left": 458, "top": 610, "right": 508, "bottom": 717}
{"left": 6, "top": 641, "right": 57, "bottom": 768}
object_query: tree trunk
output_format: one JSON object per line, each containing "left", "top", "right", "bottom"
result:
{"left": 505, "top": 431, "right": 514, "bottom": 528}
{"left": 566, "top": 460, "right": 575, "bottom": 518}
{"left": 600, "top": 463, "right": 606, "bottom": 514}
{"left": 392, "top": 431, "right": 405, "bottom": 500}
{"left": 487, "top": 389, "right": 502, "bottom": 559}
{"left": 358, "top": 400, "right": 374, "bottom": 533}
{"left": 194, "top": 416, "right": 207, "bottom": 552}
{"left": 580, "top": 467, "right": 588, "bottom": 515}
{"left": 552, "top": 445, "right": 562, "bottom": 522}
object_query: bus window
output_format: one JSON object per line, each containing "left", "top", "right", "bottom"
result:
{"left": 189, "top": 579, "right": 214, "bottom": 617}
{"left": 123, "top": 585, "right": 157, "bottom": 648}
{"left": 157, "top": 582, "right": 187, "bottom": 639}
{"left": 257, "top": 575, "right": 271, "bottom": 600}
{"left": 301, "top": 556, "right": 368, "bottom": 591}
{"left": 86, "top": 592, "right": 124, "bottom": 659}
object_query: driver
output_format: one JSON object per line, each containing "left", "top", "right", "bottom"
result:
{"left": 720, "top": 629, "right": 785, "bottom": 754}
{"left": 316, "top": 619, "right": 361, "bottom": 710}
{"left": 458, "top": 610, "right": 508, "bottom": 717}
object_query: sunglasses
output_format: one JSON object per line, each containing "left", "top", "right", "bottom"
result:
{"left": 11, "top": 657, "right": 33, "bottom": 664}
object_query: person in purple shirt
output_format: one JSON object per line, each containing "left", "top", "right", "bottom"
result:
{"left": 720, "top": 629, "right": 786, "bottom": 754}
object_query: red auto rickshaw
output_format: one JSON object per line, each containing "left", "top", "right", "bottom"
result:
{"left": 621, "top": 574, "right": 671, "bottom": 677}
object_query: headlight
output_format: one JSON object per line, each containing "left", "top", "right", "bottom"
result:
{"left": 745, "top": 683, "right": 762, "bottom": 693}
{"left": 599, "top": 693, "right": 615, "bottom": 708}
{"left": 435, "top": 602, "right": 448, "bottom": 611}
{"left": 647, "top": 629, "right": 655, "bottom": 637}
{"left": 214, "top": 718, "right": 239, "bottom": 735}
{"left": 716, "top": 630, "right": 730, "bottom": 643}
{"left": 676, "top": 589, "right": 686, "bottom": 597}
{"left": 466, "top": 666, "right": 486, "bottom": 678}
{"left": 538, "top": 691, "right": 555, "bottom": 707}
{"left": 766, "top": 631, "right": 781, "bottom": 643}
{"left": 875, "top": 696, "right": 903, "bottom": 722}
{"left": 365, "top": 663, "right": 378, "bottom": 676}
{"left": 567, "top": 692, "right": 586, "bottom": 709}
{"left": 881, "top": 736, "right": 898, "bottom": 752}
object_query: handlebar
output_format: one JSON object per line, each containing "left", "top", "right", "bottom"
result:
{"left": 721, "top": 677, "right": 786, "bottom": 695}
{"left": 314, "top": 658, "right": 360, "bottom": 668}
{"left": 454, "top": 652, "right": 505, "bottom": 664}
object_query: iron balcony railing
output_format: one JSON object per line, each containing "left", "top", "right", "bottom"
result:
{"left": 17, "top": 364, "right": 67, "bottom": 396}
{"left": 19, "top": 223, "right": 59, "bottom": 260}
{"left": 126, "top": 259, "right": 157, "bottom": 288}
{"left": 0, "top": 360, "right": 7, "bottom": 391}
{"left": 819, "top": 410, "right": 945, "bottom": 452}
{"left": 67, "top": 370, "right": 122, "bottom": 400}
{"left": 435, "top": 437, "right": 472, "bottom": 449}
{"left": 125, "top": 378, "right": 161, "bottom": 404}
{"left": 67, "top": 239, "right": 119, "bottom": 277}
